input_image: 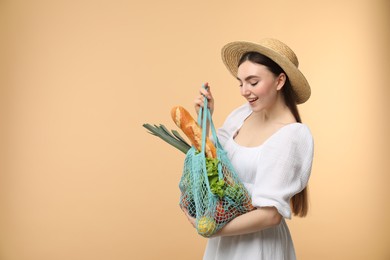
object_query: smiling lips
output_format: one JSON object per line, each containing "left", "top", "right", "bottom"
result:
{"left": 248, "top": 97, "right": 259, "bottom": 104}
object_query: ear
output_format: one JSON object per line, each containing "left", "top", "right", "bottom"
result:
{"left": 276, "top": 73, "right": 286, "bottom": 91}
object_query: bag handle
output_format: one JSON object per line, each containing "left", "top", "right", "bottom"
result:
{"left": 197, "top": 84, "right": 221, "bottom": 154}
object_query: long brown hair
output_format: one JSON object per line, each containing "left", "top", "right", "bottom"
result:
{"left": 238, "top": 52, "right": 309, "bottom": 217}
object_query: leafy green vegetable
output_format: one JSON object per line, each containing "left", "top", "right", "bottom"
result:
{"left": 225, "top": 184, "right": 245, "bottom": 204}
{"left": 210, "top": 178, "right": 225, "bottom": 198}
{"left": 206, "top": 157, "right": 225, "bottom": 198}
{"left": 206, "top": 157, "right": 219, "bottom": 175}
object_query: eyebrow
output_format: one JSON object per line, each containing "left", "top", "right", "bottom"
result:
{"left": 236, "top": 75, "right": 259, "bottom": 82}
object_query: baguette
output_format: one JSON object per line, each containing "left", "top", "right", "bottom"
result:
{"left": 171, "top": 106, "right": 217, "bottom": 158}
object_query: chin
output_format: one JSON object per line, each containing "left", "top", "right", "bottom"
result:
{"left": 249, "top": 103, "right": 264, "bottom": 112}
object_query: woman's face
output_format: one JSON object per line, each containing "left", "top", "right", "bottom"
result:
{"left": 236, "top": 60, "right": 285, "bottom": 113}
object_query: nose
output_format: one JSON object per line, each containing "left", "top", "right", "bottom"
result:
{"left": 240, "top": 84, "right": 250, "bottom": 97}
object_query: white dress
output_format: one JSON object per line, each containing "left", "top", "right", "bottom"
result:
{"left": 203, "top": 103, "right": 314, "bottom": 260}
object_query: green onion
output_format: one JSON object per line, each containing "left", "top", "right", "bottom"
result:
{"left": 142, "top": 123, "right": 191, "bottom": 154}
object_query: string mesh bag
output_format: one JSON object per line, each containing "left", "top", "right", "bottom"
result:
{"left": 179, "top": 88, "right": 255, "bottom": 237}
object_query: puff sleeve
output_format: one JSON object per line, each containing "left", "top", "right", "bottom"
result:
{"left": 251, "top": 124, "right": 314, "bottom": 219}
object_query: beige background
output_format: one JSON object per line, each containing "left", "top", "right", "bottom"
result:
{"left": 1, "top": 0, "right": 389, "bottom": 259}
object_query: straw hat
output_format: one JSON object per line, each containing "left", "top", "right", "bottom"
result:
{"left": 221, "top": 38, "right": 311, "bottom": 104}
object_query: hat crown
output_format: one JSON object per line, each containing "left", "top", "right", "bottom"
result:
{"left": 260, "top": 38, "right": 299, "bottom": 67}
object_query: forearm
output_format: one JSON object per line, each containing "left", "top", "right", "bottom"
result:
{"left": 215, "top": 207, "right": 282, "bottom": 237}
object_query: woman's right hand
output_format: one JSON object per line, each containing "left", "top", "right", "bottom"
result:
{"left": 194, "top": 83, "right": 214, "bottom": 115}
{"left": 181, "top": 207, "right": 196, "bottom": 229}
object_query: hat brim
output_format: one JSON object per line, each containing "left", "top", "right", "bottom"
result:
{"left": 221, "top": 41, "right": 311, "bottom": 104}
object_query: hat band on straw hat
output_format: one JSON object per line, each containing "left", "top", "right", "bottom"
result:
{"left": 221, "top": 38, "right": 311, "bottom": 104}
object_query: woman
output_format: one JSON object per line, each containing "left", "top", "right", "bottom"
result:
{"left": 189, "top": 39, "right": 314, "bottom": 259}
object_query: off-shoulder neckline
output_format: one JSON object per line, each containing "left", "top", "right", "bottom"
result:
{"left": 230, "top": 121, "right": 303, "bottom": 150}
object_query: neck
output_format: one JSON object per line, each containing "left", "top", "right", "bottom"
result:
{"left": 251, "top": 94, "right": 294, "bottom": 125}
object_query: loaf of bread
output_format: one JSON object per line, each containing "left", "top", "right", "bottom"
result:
{"left": 171, "top": 106, "right": 216, "bottom": 158}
